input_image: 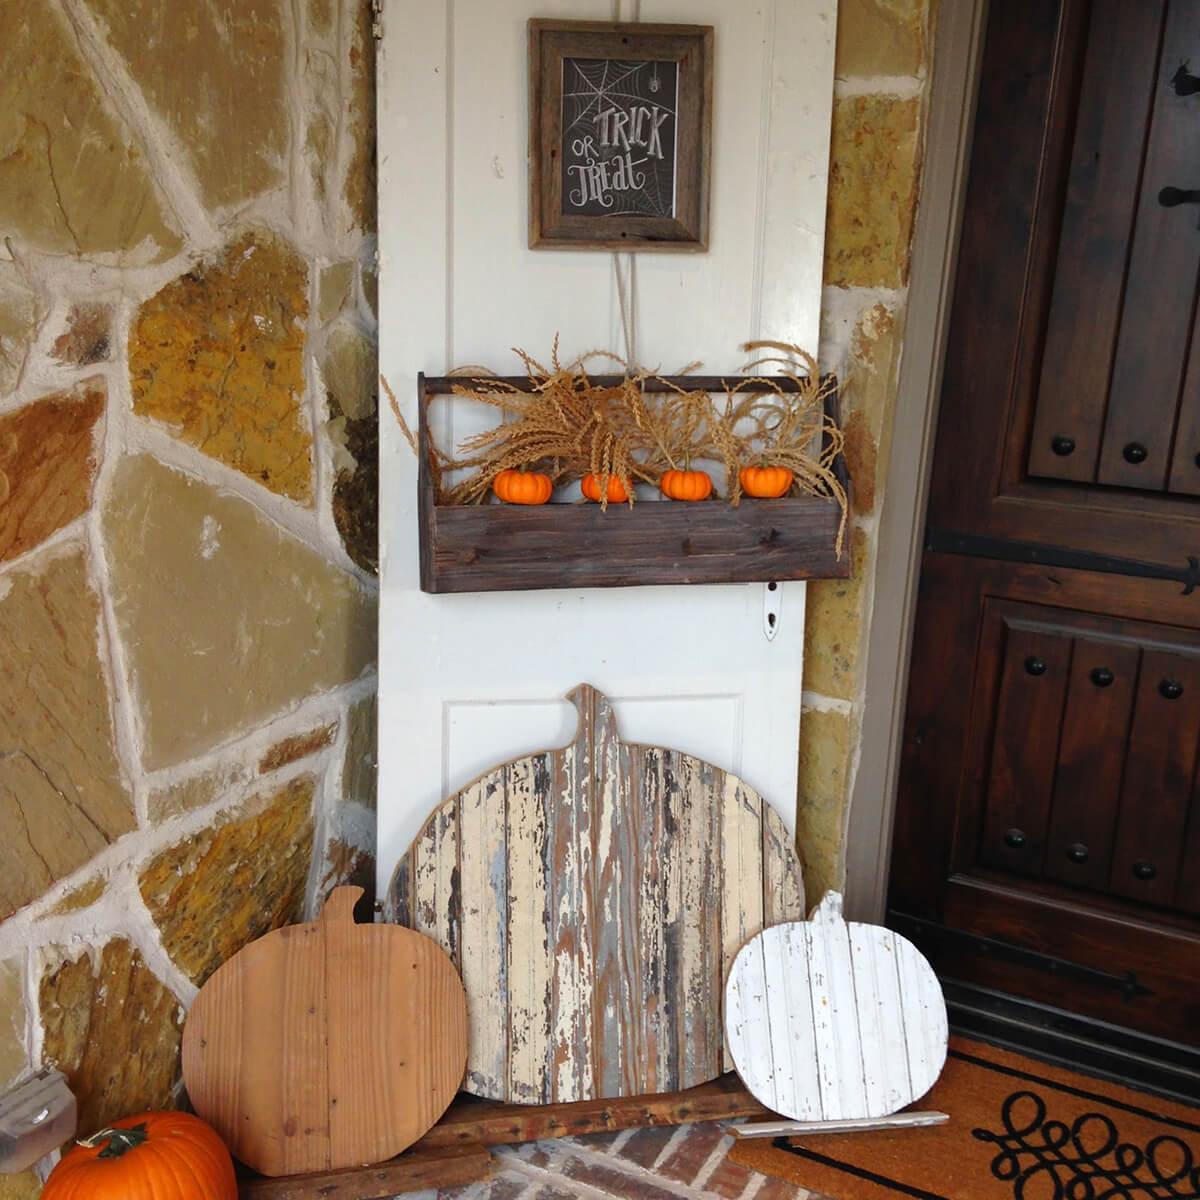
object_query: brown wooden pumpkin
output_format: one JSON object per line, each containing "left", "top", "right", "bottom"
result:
{"left": 492, "top": 468, "right": 552, "bottom": 504}
{"left": 181, "top": 887, "right": 467, "bottom": 1177}
{"left": 660, "top": 468, "right": 713, "bottom": 501}
{"left": 580, "top": 472, "right": 629, "bottom": 503}
{"left": 41, "top": 1111, "right": 237, "bottom": 1200}
{"left": 739, "top": 464, "right": 794, "bottom": 497}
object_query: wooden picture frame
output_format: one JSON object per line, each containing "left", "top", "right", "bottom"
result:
{"left": 528, "top": 19, "right": 713, "bottom": 252}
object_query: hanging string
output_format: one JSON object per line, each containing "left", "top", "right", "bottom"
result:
{"left": 614, "top": 255, "right": 639, "bottom": 370}
{"left": 611, "top": 0, "right": 641, "bottom": 371}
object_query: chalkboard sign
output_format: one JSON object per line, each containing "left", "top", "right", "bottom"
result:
{"left": 561, "top": 58, "right": 680, "bottom": 220}
{"left": 530, "top": 21, "right": 712, "bottom": 251}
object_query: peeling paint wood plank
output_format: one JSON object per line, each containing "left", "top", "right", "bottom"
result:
{"left": 765, "top": 922, "right": 818, "bottom": 1124}
{"left": 762, "top": 922, "right": 800, "bottom": 1120}
{"left": 721, "top": 778, "right": 763, "bottom": 1075}
{"left": 385, "top": 684, "right": 806, "bottom": 1103}
{"left": 636, "top": 747, "right": 667, "bottom": 1096}
{"left": 505, "top": 756, "right": 551, "bottom": 1103}
{"left": 805, "top": 899, "right": 841, "bottom": 1120}
{"left": 547, "top": 737, "right": 590, "bottom": 1100}
{"left": 681, "top": 752, "right": 720, "bottom": 1088}
{"left": 457, "top": 777, "right": 508, "bottom": 1096}
{"left": 591, "top": 699, "right": 639, "bottom": 1096}
{"left": 435, "top": 796, "right": 459, "bottom": 964}
{"left": 725, "top": 928, "right": 777, "bottom": 1112}
{"left": 762, "top": 806, "right": 803, "bottom": 927}
{"left": 658, "top": 752, "right": 685, "bottom": 1090}
{"left": 388, "top": 850, "right": 413, "bottom": 927}
{"left": 897, "top": 933, "right": 948, "bottom": 1104}
{"left": 817, "top": 896, "right": 867, "bottom": 1120}
{"left": 413, "top": 808, "right": 439, "bottom": 940}
{"left": 852, "top": 923, "right": 907, "bottom": 1115}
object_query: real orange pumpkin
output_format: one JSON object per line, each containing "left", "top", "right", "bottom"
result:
{"left": 660, "top": 468, "right": 713, "bottom": 501}
{"left": 42, "top": 1111, "right": 237, "bottom": 1200}
{"left": 580, "top": 472, "right": 629, "bottom": 503}
{"left": 492, "top": 468, "right": 552, "bottom": 505}
{"left": 739, "top": 464, "right": 794, "bottom": 498}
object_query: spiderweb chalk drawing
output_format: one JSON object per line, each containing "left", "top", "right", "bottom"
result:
{"left": 560, "top": 57, "right": 679, "bottom": 219}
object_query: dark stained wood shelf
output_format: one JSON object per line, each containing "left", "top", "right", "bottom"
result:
{"left": 418, "top": 373, "right": 851, "bottom": 593}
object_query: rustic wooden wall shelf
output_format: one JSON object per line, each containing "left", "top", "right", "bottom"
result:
{"left": 417, "top": 373, "right": 850, "bottom": 593}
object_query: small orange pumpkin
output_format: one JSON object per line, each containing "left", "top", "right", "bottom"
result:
{"left": 581, "top": 472, "right": 629, "bottom": 503}
{"left": 42, "top": 1111, "right": 237, "bottom": 1200}
{"left": 492, "top": 468, "right": 553, "bottom": 505}
{"left": 740, "top": 464, "right": 794, "bottom": 498}
{"left": 660, "top": 468, "right": 713, "bottom": 501}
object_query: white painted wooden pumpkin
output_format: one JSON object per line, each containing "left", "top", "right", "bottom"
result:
{"left": 724, "top": 892, "right": 948, "bottom": 1122}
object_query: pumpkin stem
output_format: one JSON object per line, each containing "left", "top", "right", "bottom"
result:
{"left": 79, "top": 1123, "right": 149, "bottom": 1158}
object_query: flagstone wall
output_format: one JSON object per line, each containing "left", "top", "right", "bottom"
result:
{"left": 0, "top": 0, "right": 933, "bottom": 1190}
{"left": 0, "top": 2, "right": 378, "bottom": 1189}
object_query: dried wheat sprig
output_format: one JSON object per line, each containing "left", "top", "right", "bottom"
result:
{"left": 380, "top": 373, "right": 418, "bottom": 455}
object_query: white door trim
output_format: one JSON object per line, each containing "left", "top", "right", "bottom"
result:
{"left": 843, "top": 0, "right": 990, "bottom": 922}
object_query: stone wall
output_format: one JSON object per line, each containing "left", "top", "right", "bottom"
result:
{"left": 802, "top": 0, "right": 934, "bottom": 902}
{"left": 0, "top": 1, "right": 377, "bottom": 1191}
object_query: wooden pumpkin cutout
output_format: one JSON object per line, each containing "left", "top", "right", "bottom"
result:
{"left": 182, "top": 886, "right": 467, "bottom": 1177}
{"left": 724, "top": 892, "right": 948, "bottom": 1125}
{"left": 385, "top": 683, "right": 806, "bottom": 1105}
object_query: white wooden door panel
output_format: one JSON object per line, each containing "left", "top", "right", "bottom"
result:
{"left": 444, "top": 692, "right": 743, "bottom": 807}
{"left": 377, "top": 0, "right": 836, "bottom": 893}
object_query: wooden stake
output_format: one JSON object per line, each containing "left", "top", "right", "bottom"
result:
{"left": 730, "top": 1110, "right": 951, "bottom": 1140}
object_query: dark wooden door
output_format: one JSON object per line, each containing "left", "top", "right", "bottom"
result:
{"left": 889, "top": 0, "right": 1200, "bottom": 1051}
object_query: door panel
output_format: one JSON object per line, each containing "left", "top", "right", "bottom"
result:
{"left": 929, "top": 0, "right": 1200, "bottom": 565}
{"left": 893, "top": 552, "right": 1200, "bottom": 1044}
{"left": 938, "top": 878, "right": 1200, "bottom": 1044}
{"left": 1027, "top": 0, "right": 1162, "bottom": 486}
{"left": 1106, "top": 649, "right": 1200, "bottom": 907}
{"left": 977, "top": 625, "right": 1072, "bottom": 879}
{"left": 1042, "top": 638, "right": 1138, "bottom": 892}
{"left": 1169, "top": 321, "right": 1200, "bottom": 496}
{"left": 376, "top": 0, "right": 836, "bottom": 887}
{"left": 1097, "top": 0, "right": 1200, "bottom": 492}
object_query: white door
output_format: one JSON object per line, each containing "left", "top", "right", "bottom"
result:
{"left": 376, "top": 0, "right": 837, "bottom": 896}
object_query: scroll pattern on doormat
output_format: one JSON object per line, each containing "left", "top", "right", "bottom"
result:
{"left": 974, "top": 1089, "right": 1199, "bottom": 1198}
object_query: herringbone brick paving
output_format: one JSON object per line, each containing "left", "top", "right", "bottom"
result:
{"left": 405, "top": 1122, "right": 821, "bottom": 1199}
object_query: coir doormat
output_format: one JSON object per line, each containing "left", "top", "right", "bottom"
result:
{"left": 726, "top": 1038, "right": 1200, "bottom": 1199}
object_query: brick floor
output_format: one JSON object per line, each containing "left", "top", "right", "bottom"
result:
{"left": 400, "top": 1121, "right": 823, "bottom": 1199}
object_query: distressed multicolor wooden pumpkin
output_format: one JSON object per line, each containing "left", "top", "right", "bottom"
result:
{"left": 725, "top": 892, "right": 948, "bottom": 1122}
{"left": 41, "top": 1111, "right": 237, "bottom": 1200}
{"left": 182, "top": 887, "right": 467, "bottom": 1177}
{"left": 386, "top": 683, "right": 805, "bottom": 1105}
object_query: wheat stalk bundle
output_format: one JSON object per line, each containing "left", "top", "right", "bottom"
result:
{"left": 425, "top": 338, "right": 848, "bottom": 555}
